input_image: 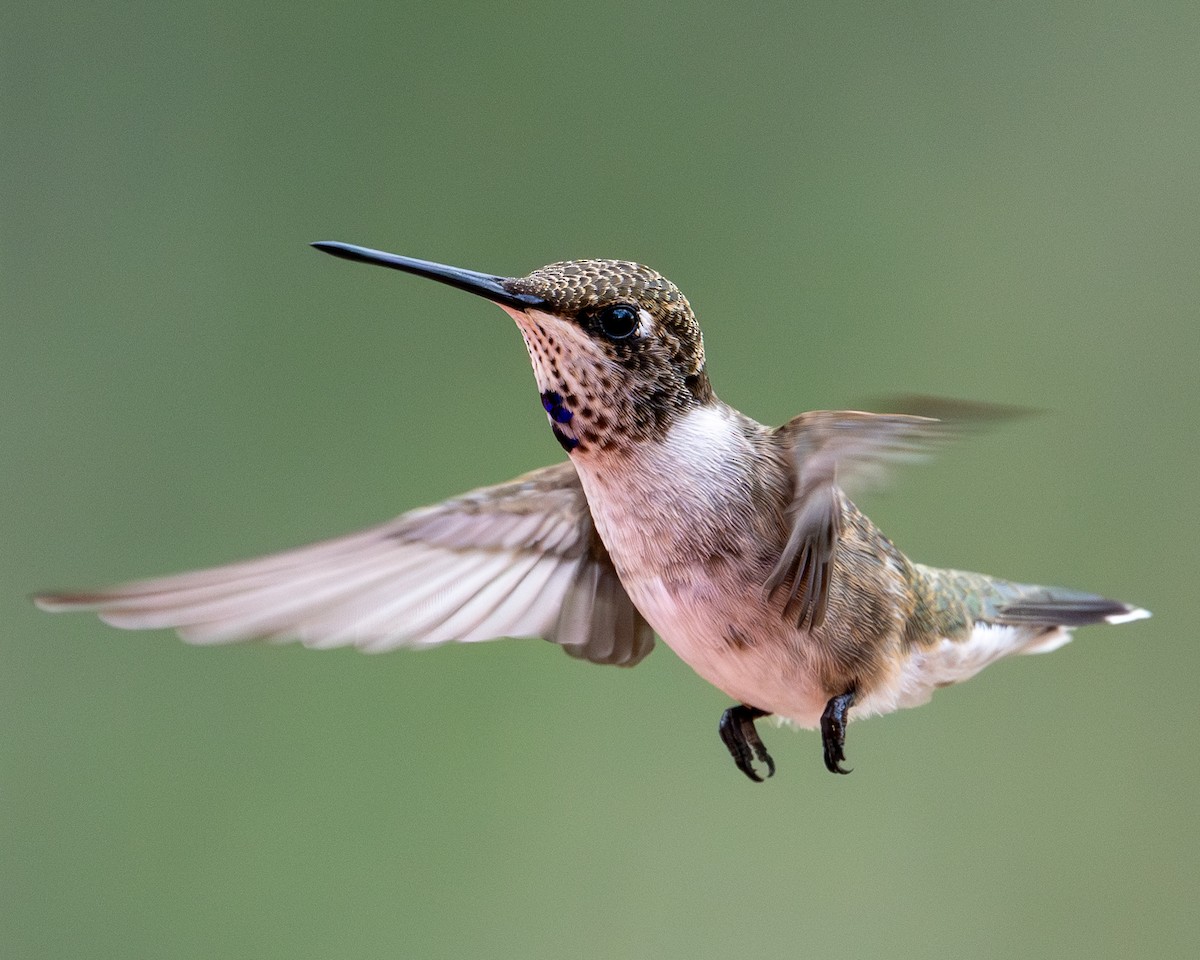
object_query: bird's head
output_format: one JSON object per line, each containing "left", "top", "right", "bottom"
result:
{"left": 313, "top": 242, "right": 713, "bottom": 455}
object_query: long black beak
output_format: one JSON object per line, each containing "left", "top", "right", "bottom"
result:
{"left": 311, "top": 241, "right": 548, "bottom": 311}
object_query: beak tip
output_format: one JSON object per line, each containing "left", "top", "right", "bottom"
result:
{"left": 311, "top": 240, "right": 352, "bottom": 259}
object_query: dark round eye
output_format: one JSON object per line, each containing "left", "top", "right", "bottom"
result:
{"left": 595, "top": 304, "right": 639, "bottom": 340}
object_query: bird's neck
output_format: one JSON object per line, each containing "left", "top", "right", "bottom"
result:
{"left": 510, "top": 304, "right": 714, "bottom": 456}
{"left": 536, "top": 369, "right": 717, "bottom": 457}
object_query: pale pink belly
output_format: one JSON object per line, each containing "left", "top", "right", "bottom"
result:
{"left": 626, "top": 574, "right": 831, "bottom": 728}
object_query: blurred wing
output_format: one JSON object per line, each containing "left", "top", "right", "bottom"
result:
{"left": 765, "top": 408, "right": 966, "bottom": 630}
{"left": 35, "top": 462, "right": 655, "bottom": 667}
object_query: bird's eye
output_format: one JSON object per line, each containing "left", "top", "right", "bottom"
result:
{"left": 595, "top": 304, "right": 639, "bottom": 340}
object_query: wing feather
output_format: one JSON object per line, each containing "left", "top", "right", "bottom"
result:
{"left": 768, "top": 403, "right": 1015, "bottom": 630}
{"left": 35, "top": 462, "right": 655, "bottom": 667}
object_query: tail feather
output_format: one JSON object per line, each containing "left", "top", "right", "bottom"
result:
{"left": 991, "top": 590, "right": 1150, "bottom": 628}
{"left": 913, "top": 564, "right": 1150, "bottom": 633}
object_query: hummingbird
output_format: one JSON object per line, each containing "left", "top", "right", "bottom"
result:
{"left": 35, "top": 241, "right": 1150, "bottom": 781}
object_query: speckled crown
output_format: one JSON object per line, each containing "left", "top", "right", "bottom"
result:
{"left": 505, "top": 260, "right": 706, "bottom": 377}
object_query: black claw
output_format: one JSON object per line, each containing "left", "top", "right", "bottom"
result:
{"left": 718, "top": 705, "right": 776, "bottom": 782}
{"left": 820, "top": 690, "right": 855, "bottom": 775}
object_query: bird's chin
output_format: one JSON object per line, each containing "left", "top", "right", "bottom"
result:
{"left": 497, "top": 307, "right": 604, "bottom": 387}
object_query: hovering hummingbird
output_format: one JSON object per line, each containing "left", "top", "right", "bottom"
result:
{"left": 35, "top": 241, "right": 1150, "bottom": 781}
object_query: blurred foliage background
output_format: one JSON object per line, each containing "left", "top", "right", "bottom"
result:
{"left": 4, "top": 1, "right": 1197, "bottom": 958}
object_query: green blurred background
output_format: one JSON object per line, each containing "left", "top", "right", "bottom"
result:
{"left": 4, "top": 1, "right": 1197, "bottom": 957}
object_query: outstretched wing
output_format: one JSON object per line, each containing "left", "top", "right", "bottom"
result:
{"left": 35, "top": 462, "right": 655, "bottom": 667}
{"left": 766, "top": 407, "right": 988, "bottom": 631}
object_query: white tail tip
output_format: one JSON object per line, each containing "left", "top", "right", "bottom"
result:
{"left": 1106, "top": 607, "right": 1151, "bottom": 625}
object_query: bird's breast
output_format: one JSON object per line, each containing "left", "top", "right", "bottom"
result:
{"left": 570, "top": 404, "right": 830, "bottom": 723}
{"left": 573, "top": 404, "right": 779, "bottom": 575}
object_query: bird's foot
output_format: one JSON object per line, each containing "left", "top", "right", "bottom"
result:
{"left": 820, "top": 690, "right": 855, "bottom": 774}
{"left": 718, "top": 704, "right": 775, "bottom": 782}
